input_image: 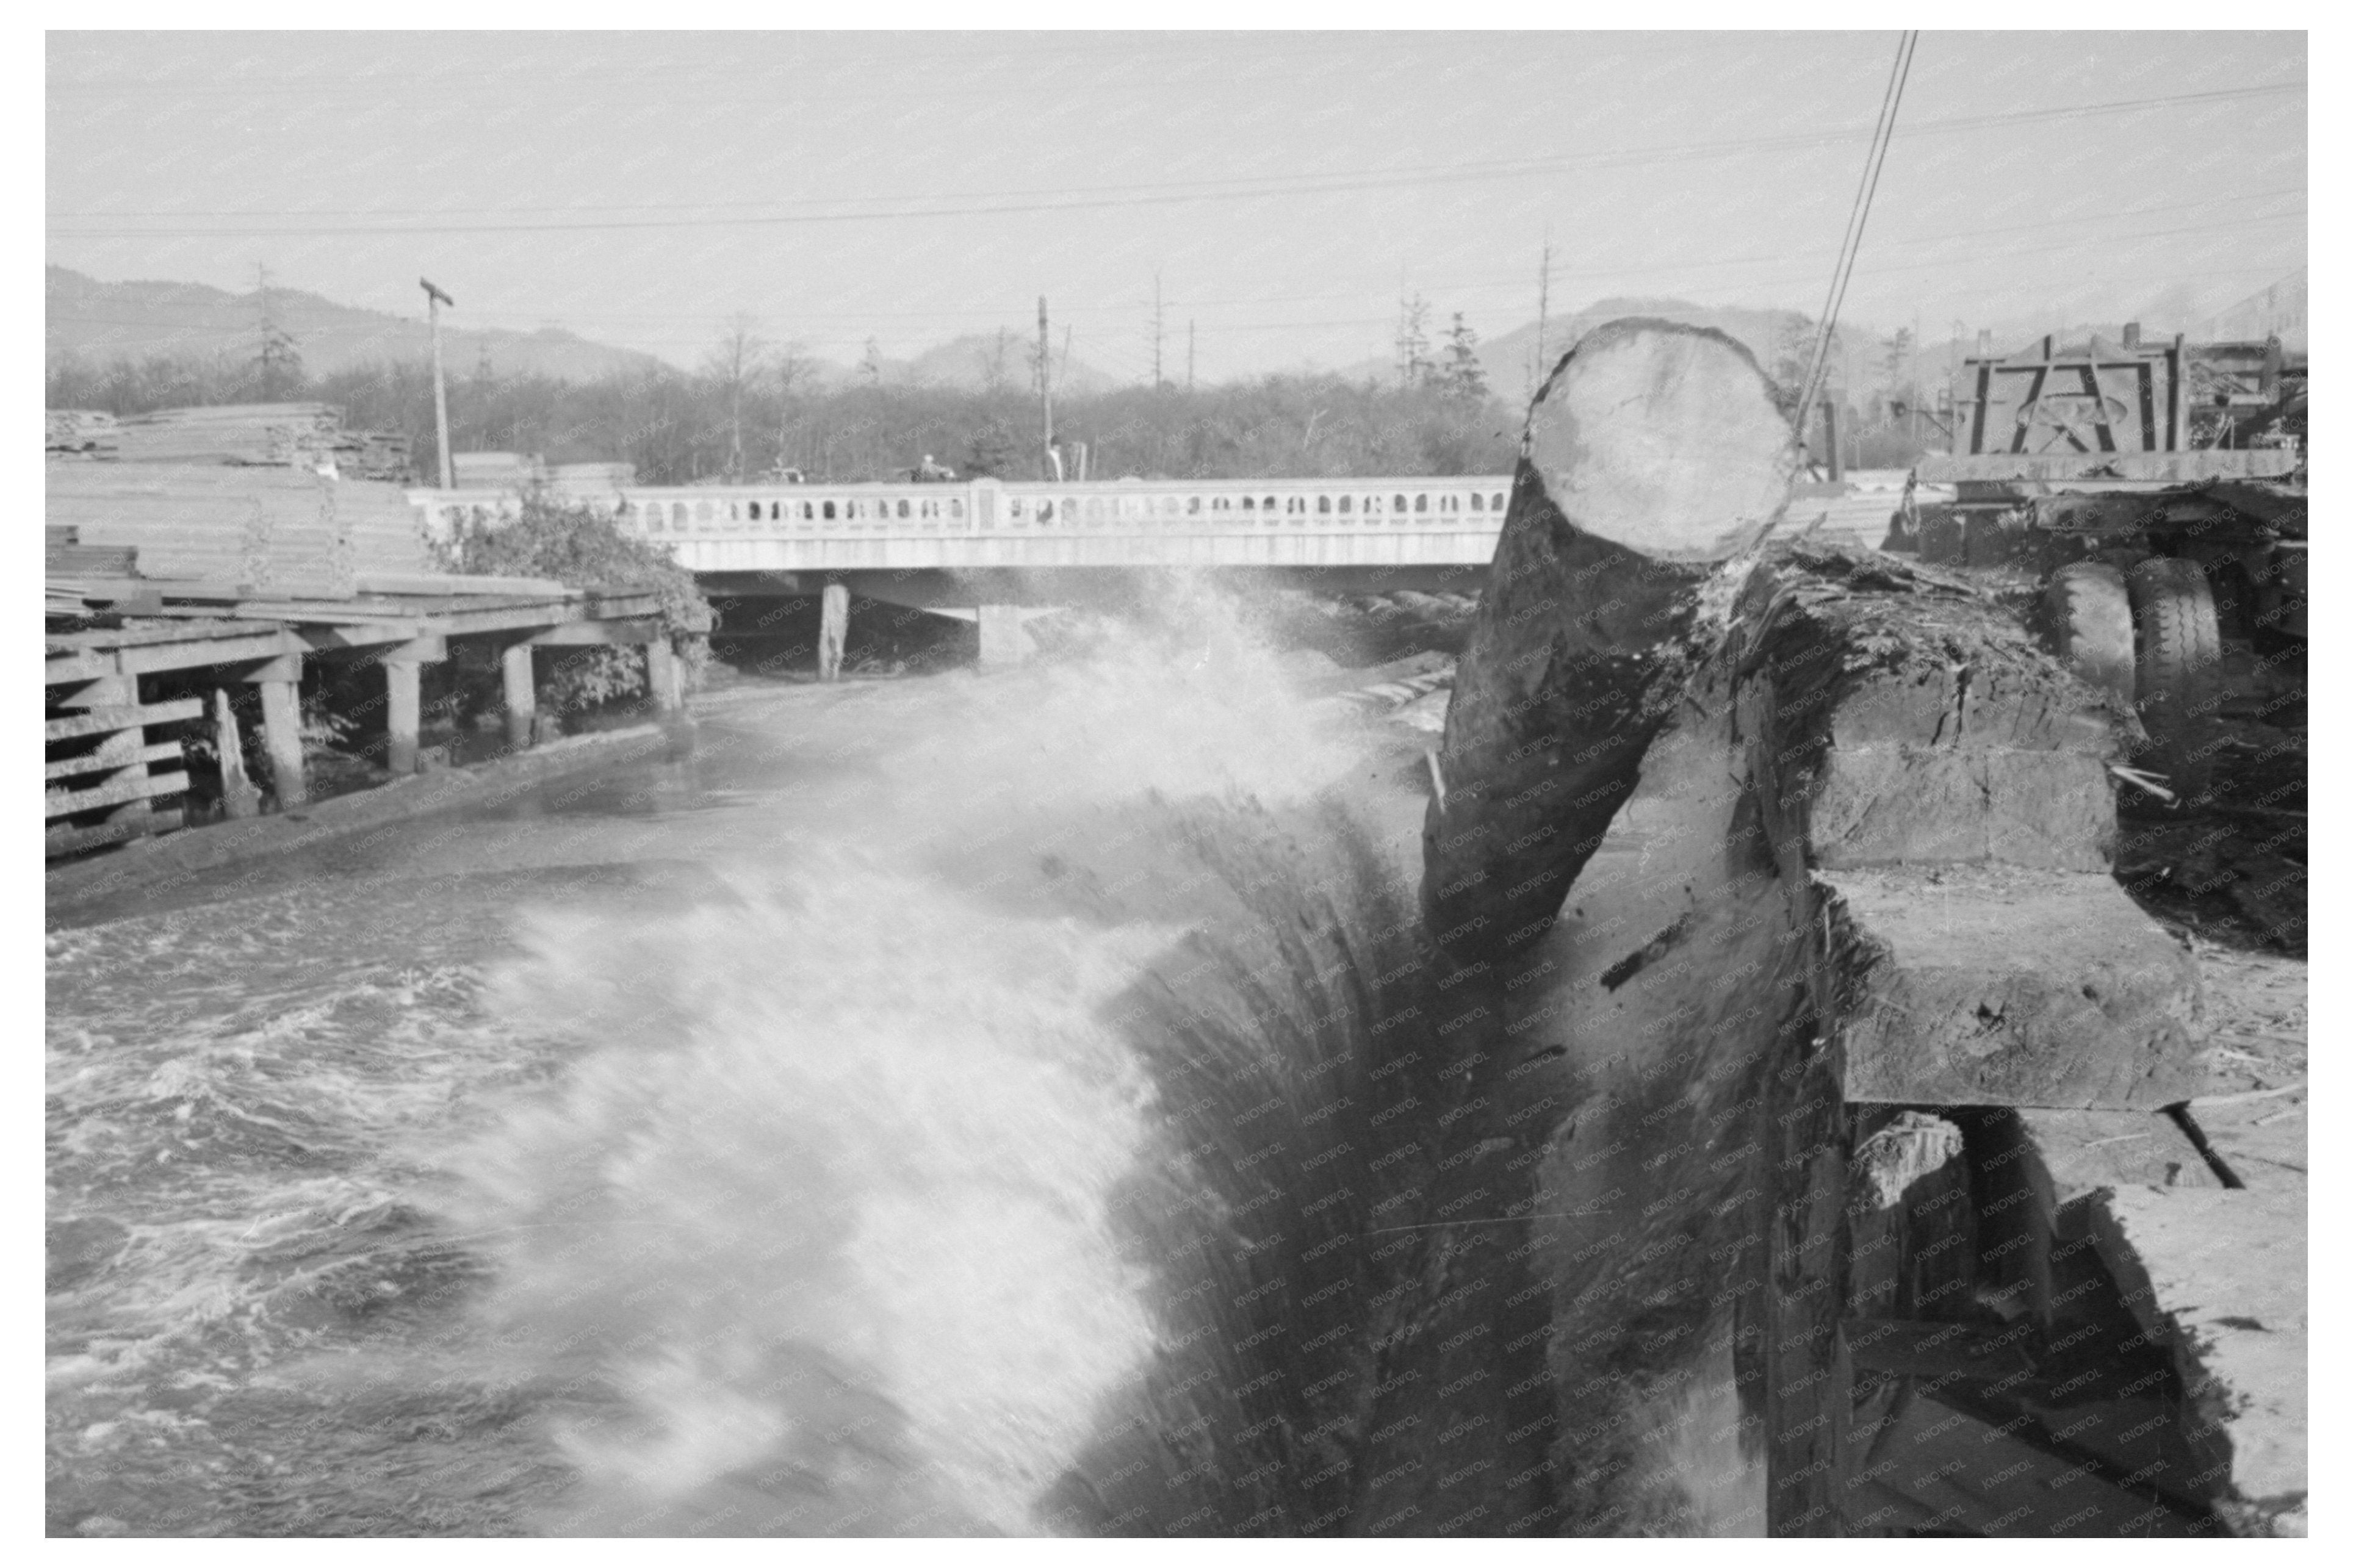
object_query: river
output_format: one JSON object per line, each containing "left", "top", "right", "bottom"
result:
{"left": 46, "top": 612, "right": 1460, "bottom": 1537}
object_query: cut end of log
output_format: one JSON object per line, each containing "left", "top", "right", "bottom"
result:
{"left": 1527, "top": 317, "right": 1798, "bottom": 563}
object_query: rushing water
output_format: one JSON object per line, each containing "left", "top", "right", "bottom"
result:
{"left": 48, "top": 605, "right": 1468, "bottom": 1537}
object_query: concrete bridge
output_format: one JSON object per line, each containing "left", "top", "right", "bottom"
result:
{"left": 414, "top": 472, "right": 1899, "bottom": 666}
{"left": 419, "top": 475, "right": 1515, "bottom": 664}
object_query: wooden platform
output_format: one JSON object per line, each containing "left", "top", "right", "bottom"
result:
{"left": 45, "top": 577, "right": 671, "bottom": 860}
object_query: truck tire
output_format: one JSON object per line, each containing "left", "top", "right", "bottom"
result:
{"left": 2038, "top": 562, "right": 2136, "bottom": 712}
{"left": 2127, "top": 556, "right": 2222, "bottom": 804}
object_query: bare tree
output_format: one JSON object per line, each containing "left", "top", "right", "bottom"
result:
{"left": 982, "top": 328, "right": 1012, "bottom": 396}
{"left": 251, "top": 264, "right": 303, "bottom": 400}
{"left": 703, "top": 313, "right": 771, "bottom": 481}
{"left": 1440, "top": 313, "right": 1488, "bottom": 401}
{"left": 771, "top": 339, "right": 814, "bottom": 475}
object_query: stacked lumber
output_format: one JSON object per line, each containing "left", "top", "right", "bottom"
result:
{"left": 47, "top": 462, "right": 435, "bottom": 599}
{"left": 51, "top": 403, "right": 416, "bottom": 481}
{"left": 548, "top": 461, "right": 636, "bottom": 503}
{"left": 334, "top": 428, "right": 414, "bottom": 481}
{"left": 46, "top": 409, "right": 120, "bottom": 458}
{"left": 45, "top": 525, "right": 140, "bottom": 578}
{"left": 453, "top": 450, "right": 544, "bottom": 489}
{"left": 112, "top": 402, "right": 343, "bottom": 465}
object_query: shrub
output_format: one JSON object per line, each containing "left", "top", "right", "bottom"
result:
{"left": 430, "top": 491, "right": 714, "bottom": 716}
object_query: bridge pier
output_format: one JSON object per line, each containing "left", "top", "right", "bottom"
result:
{"left": 976, "top": 604, "right": 1033, "bottom": 669}
{"left": 818, "top": 583, "right": 849, "bottom": 682}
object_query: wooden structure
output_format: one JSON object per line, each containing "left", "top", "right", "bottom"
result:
{"left": 44, "top": 429, "right": 682, "bottom": 861}
{"left": 46, "top": 578, "right": 670, "bottom": 860}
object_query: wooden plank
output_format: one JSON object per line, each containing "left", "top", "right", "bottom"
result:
{"left": 47, "top": 807, "right": 182, "bottom": 857}
{"left": 46, "top": 740, "right": 184, "bottom": 781}
{"left": 114, "top": 631, "right": 303, "bottom": 677}
{"left": 1825, "top": 866, "right": 2204, "bottom": 1110}
{"left": 356, "top": 570, "right": 577, "bottom": 597}
{"left": 214, "top": 689, "right": 262, "bottom": 819}
{"left": 44, "top": 699, "right": 204, "bottom": 741}
{"left": 380, "top": 636, "right": 449, "bottom": 664}
{"left": 46, "top": 768, "right": 190, "bottom": 817}
{"left": 70, "top": 581, "right": 259, "bottom": 603}
{"left": 300, "top": 623, "right": 428, "bottom": 652}
{"left": 43, "top": 650, "right": 121, "bottom": 683}
{"left": 434, "top": 597, "right": 662, "bottom": 638}
{"left": 47, "top": 620, "right": 261, "bottom": 649}
{"left": 1918, "top": 450, "right": 2296, "bottom": 484}
{"left": 527, "top": 618, "right": 659, "bottom": 646}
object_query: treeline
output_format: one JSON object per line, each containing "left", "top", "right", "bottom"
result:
{"left": 45, "top": 349, "right": 1522, "bottom": 484}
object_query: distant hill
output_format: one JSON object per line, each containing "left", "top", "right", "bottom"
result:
{"left": 1483, "top": 297, "right": 1825, "bottom": 394}
{"left": 46, "top": 265, "right": 665, "bottom": 383}
{"left": 1333, "top": 296, "right": 1843, "bottom": 401}
{"left": 802, "top": 330, "right": 1122, "bottom": 395}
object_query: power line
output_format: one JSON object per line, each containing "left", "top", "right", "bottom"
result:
{"left": 47, "top": 82, "right": 2302, "bottom": 238}
{"left": 1796, "top": 30, "right": 1917, "bottom": 439}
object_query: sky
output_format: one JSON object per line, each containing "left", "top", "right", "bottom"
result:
{"left": 46, "top": 30, "right": 2307, "bottom": 381}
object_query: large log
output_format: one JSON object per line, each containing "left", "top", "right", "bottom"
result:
{"left": 1423, "top": 320, "right": 1798, "bottom": 963}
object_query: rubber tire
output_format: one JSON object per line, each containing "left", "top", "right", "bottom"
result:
{"left": 2038, "top": 562, "right": 2136, "bottom": 713}
{"left": 2127, "top": 556, "right": 2223, "bottom": 805}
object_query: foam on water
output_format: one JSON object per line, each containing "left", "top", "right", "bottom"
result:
{"left": 441, "top": 875, "right": 1175, "bottom": 1533}
{"left": 426, "top": 607, "right": 1376, "bottom": 1533}
{"left": 48, "top": 592, "right": 1420, "bottom": 1535}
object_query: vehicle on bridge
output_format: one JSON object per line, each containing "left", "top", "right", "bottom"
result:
{"left": 1881, "top": 327, "right": 2306, "bottom": 803}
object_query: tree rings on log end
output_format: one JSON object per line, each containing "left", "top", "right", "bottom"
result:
{"left": 1527, "top": 317, "right": 1798, "bottom": 564}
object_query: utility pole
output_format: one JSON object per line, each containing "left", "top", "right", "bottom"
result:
{"left": 1911, "top": 310, "right": 1923, "bottom": 450}
{"left": 421, "top": 278, "right": 455, "bottom": 489}
{"left": 1152, "top": 272, "right": 1164, "bottom": 390}
{"left": 1037, "top": 295, "right": 1054, "bottom": 478}
{"left": 1187, "top": 320, "right": 1195, "bottom": 393}
{"left": 1535, "top": 229, "right": 1553, "bottom": 384}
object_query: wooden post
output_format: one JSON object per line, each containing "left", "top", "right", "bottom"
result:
{"left": 423, "top": 279, "right": 456, "bottom": 489}
{"left": 502, "top": 642, "right": 537, "bottom": 750}
{"left": 646, "top": 637, "right": 682, "bottom": 713}
{"left": 213, "top": 689, "right": 260, "bottom": 819}
{"left": 384, "top": 659, "right": 421, "bottom": 776}
{"left": 254, "top": 675, "right": 307, "bottom": 807}
{"left": 378, "top": 636, "right": 447, "bottom": 777}
{"left": 1823, "top": 400, "right": 1845, "bottom": 482}
{"left": 818, "top": 583, "right": 849, "bottom": 682}
{"left": 1038, "top": 294, "right": 1054, "bottom": 475}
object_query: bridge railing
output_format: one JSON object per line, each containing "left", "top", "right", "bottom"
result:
{"left": 411, "top": 475, "right": 1517, "bottom": 548}
{"left": 608, "top": 476, "right": 1515, "bottom": 541}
